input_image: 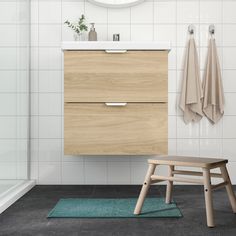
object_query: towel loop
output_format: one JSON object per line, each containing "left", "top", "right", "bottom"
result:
{"left": 209, "top": 24, "right": 215, "bottom": 36}
{"left": 188, "top": 24, "right": 195, "bottom": 35}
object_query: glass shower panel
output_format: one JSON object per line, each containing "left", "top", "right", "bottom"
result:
{"left": 0, "top": 0, "right": 30, "bottom": 187}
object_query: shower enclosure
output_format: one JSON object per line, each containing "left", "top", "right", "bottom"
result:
{"left": 0, "top": 0, "right": 34, "bottom": 213}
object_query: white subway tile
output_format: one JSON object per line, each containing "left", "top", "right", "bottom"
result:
{"left": 39, "top": 162, "right": 61, "bottom": 184}
{"left": 107, "top": 162, "right": 130, "bottom": 184}
{"left": 17, "top": 116, "right": 28, "bottom": 139}
{"left": 131, "top": 25, "right": 153, "bottom": 41}
{"left": 168, "top": 139, "right": 177, "bottom": 155}
{"left": 0, "top": 1, "right": 17, "bottom": 24}
{"left": 0, "top": 25, "right": 17, "bottom": 46}
{"left": 39, "top": 116, "right": 62, "bottom": 139}
{"left": 131, "top": 1, "right": 153, "bottom": 24}
{"left": 223, "top": 48, "right": 236, "bottom": 70}
{"left": 177, "top": 0, "right": 199, "bottom": 23}
{"left": 84, "top": 161, "right": 107, "bottom": 184}
{"left": 31, "top": 0, "right": 38, "bottom": 24}
{"left": 17, "top": 93, "right": 29, "bottom": 116}
{"left": 17, "top": 71, "right": 29, "bottom": 93}
{"left": 39, "top": 48, "right": 62, "bottom": 70}
{"left": 154, "top": 0, "right": 176, "bottom": 24}
{"left": 200, "top": 0, "right": 222, "bottom": 23}
{"left": 0, "top": 162, "right": 16, "bottom": 179}
{"left": 168, "top": 116, "right": 176, "bottom": 139}
{"left": 200, "top": 118, "right": 223, "bottom": 138}
{"left": 38, "top": 71, "right": 62, "bottom": 93}
{"left": 154, "top": 25, "right": 176, "bottom": 47}
{"left": 31, "top": 117, "right": 39, "bottom": 139}
{"left": 62, "top": 1, "right": 84, "bottom": 23}
{"left": 39, "top": 93, "right": 62, "bottom": 116}
{"left": 168, "top": 48, "right": 177, "bottom": 70}
{"left": 0, "top": 94, "right": 16, "bottom": 116}
{"left": 85, "top": 2, "right": 107, "bottom": 24}
{"left": 225, "top": 162, "right": 236, "bottom": 184}
{"left": 0, "top": 140, "right": 16, "bottom": 162}
{"left": 30, "top": 48, "right": 38, "bottom": 70}
{"left": 199, "top": 139, "right": 222, "bottom": 158}
{"left": 0, "top": 48, "right": 17, "bottom": 70}
{"left": 223, "top": 25, "right": 236, "bottom": 47}
{"left": 17, "top": 47, "right": 29, "bottom": 70}
{"left": 168, "top": 93, "right": 177, "bottom": 116}
{"left": 168, "top": 70, "right": 176, "bottom": 93}
{"left": 31, "top": 93, "right": 39, "bottom": 116}
{"left": 223, "top": 0, "right": 236, "bottom": 23}
{"left": 38, "top": 139, "right": 62, "bottom": 162}
{"left": 62, "top": 162, "right": 84, "bottom": 184}
{"left": 30, "top": 161, "right": 38, "bottom": 182}
{"left": 177, "top": 116, "right": 199, "bottom": 139}
{"left": 108, "top": 7, "right": 130, "bottom": 24}
{"left": 39, "top": 24, "right": 62, "bottom": 47}
{"left": 16, "top": 139, "right": 28, "bottom": 162}
{"left": 130, "top": 161, "right": 148, "bottom": 184}
{"left": 223, "top": 70, "right": 236, "bottom": 93}
{"left": 0, "top": 117, "right": 16, "bottom": 139}
{"left": 30, "top": 139, "right": 38, "bottom": 162}
{"left": 0, "top": 71, "right": 16, "bottom": 93}
{"left": 223, "top": 139, "right": 236, "bottom": 162}
{"left": 39, "top": 0, "right": 62, "bottom": 24}
{"left": 223, "top": 116, "right": 236, "bottom": 138}
{"left": 177, "top": 139, "right": 199, "bottom": 156}
{"left": 224, "top": 93, "right": 236, "bottom": 115}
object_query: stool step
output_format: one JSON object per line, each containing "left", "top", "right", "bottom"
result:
{"left": 211, "top": 181, "right": 228, "bottom": 191}
{"left": 173, "top": 170, "right": 222, "bottom": 178}
{"left": 151, "top": 175, "right": 204, "bottom": 184}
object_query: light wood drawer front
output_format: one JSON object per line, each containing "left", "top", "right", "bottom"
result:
{"left": 64, "top": 51, "right": 168, "bottom": 103}
{"left": 64, "top": 103, "right": 167, "bottom": 155}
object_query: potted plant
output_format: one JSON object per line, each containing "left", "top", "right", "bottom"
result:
{"left": 65, "top": 14, "right": 88, "bottom": 41}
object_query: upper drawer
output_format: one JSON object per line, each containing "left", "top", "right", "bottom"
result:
{"left": 64, "top": 51, "right": 168, "bottom": 102}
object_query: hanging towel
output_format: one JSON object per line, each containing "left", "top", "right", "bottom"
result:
{"left": 202, "top": 38, "right": 224, "bottom": 124}
{"left": 179, "top": 38, "right": 203, "bottom": 124}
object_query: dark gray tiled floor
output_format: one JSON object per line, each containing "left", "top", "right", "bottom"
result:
{"left": 0, "top": 185, "right": 235, "bottom": 236}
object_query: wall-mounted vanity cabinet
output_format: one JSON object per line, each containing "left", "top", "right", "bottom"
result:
{"left": 62, "top": 42, "right": 170, "bottom": 155}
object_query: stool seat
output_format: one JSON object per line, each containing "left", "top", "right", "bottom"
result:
{"left": 148, "top": 155, "right": 228, "bottom": 168}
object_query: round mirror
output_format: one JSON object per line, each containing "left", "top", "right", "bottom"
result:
{"left": 88, "top": 0, "right": 145, "bottom": 8}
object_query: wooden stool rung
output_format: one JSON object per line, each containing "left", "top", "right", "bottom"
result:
{"left": 211, "top": 181, "right": 228, "bottom": 191}
{"left": 151, "top": 175, "right": 204, "bottom": 184}
{"left": 173, "top": 170, "right": 222, "bottom": 178}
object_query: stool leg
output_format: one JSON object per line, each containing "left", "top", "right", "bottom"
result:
{"left": 220, "top": 165, "right": 236, "bottom": 213}
{"left": 202, "top": 168, "right": 215, "bottom": 227}
{"left": 166, "top": 165, "right": 174, "bottom": 204}
{"left": 134, "top": 163, "right": 156, "bottom": 215}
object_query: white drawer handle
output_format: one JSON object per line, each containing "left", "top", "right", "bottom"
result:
{"left": 105, "top": 50, "right": 127, "bottom": 54}
{"left": 105, "top": 102, "right": 127, "bottom": 107}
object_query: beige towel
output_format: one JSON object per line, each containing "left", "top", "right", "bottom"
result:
{"left": 202, "top": 38, "right": 224, "bottom": 124}
{"left": 179, "top": 38, "right": 203, "bottom": 124}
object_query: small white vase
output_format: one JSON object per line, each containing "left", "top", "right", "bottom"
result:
{"left": 74, "top": 32, "right": 86, "bottom": 41}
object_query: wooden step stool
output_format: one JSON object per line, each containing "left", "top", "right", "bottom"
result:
{"left": 134, "top": 156, "right": 236, "bottom": 227}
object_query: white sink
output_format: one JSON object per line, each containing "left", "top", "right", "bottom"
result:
{"left": 62, "top": 41, "right": 171, "bottom": 51}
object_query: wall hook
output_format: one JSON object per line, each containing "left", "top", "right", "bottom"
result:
{"left": 209, "top": 24, "right": 215, "bottom": 35}
{"left": 188, "top": 24, "right": 195, "bottom": 35}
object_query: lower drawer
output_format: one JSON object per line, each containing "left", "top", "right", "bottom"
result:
{"left": 64, "top": 102, "right": 167, "bottom": 155}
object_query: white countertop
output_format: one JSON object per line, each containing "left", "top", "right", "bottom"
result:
{"left": 62, "top": 41, "right": 171, "bottom": 51}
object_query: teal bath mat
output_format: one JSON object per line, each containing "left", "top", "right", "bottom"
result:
{"left": 48, "top": 198, "right": 182, "bottom": 218}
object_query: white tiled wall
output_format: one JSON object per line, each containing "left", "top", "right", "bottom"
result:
{"left": 28, "top": 0, "right": 236, "bottom": 184}
{"left": 0, "top": 0, "right": 29, "bottom": 180}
